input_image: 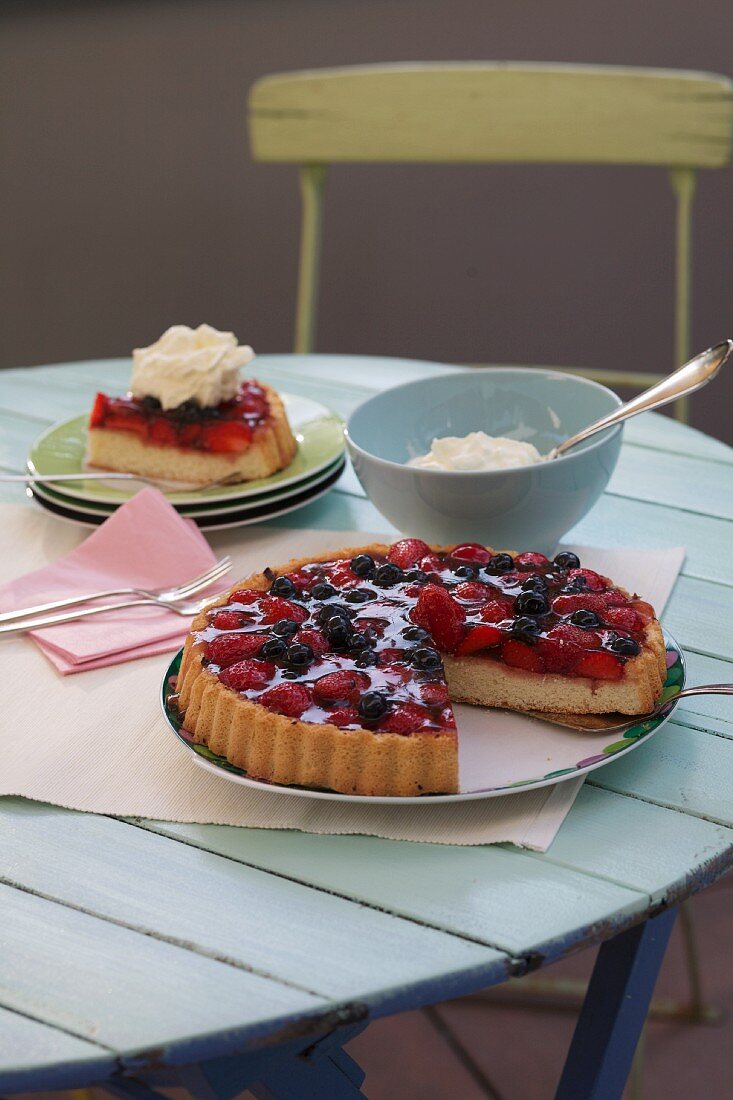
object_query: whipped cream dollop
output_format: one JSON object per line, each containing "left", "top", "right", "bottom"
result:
{"left": 407, "top": 431, "right": 544, "bottom": 471}
{"left": 130, "top": 324, "right": 255, "bottom": 410}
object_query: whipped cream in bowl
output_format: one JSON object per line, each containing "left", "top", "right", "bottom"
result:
{"left": 407, "top": 431, "right": 545, "bottom": 472}
{"left": 131, "top": 323, "right": 255, "bottom": 410}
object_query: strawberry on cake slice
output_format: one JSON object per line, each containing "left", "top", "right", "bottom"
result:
{"left": 172, "top": 539, "right": 667, "bottom": 797}
{"left": 87, "top": 324, "right": 297, "bottom": 485}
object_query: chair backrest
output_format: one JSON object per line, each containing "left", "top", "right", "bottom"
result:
{"left": 248, "top": 62, "right": 733, "bottom": 401}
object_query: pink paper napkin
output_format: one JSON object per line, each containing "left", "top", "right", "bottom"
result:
{"left": 0, "top": 487, "right": 218, "bottom": 674}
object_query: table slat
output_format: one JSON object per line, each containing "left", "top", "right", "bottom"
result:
{"left": 134, "top": 822, "right": 647, "bottom": 963}
{"left": 589, "top": 720, "right": 733, "bottom": 826}
{"left": 607, "top": 447, "right": 733, "bottom": 521}
{"left": 675, "top": 650, "right": 733, "bottom": 737}
{"left": 567, "top": 494, "right": 733, "bottom": 588}
{"left": 269, "top": 489, "right": 398, "bottom": 536}
{"left": 622, "top": 414, "right": 733, "bottom": 464}
{"left": 0, "top": 410, "right": 49, "bottom": 471}
{"left": 516, "top": 784, "right": 733, "bottom": 903}
{"left": 662, "top": 577, "right": 733, "bottom": 662}
{"left": 127, "top": 785, "right": 733, "bottom": 944}
{"left": 0, "top": 1005, "right": 113, "bottom": 1094}
{"left": 0, "top": 799, "right": 506, "bottom": 1008}
{"left": 0, "top": 883, "right": 324, "bottom": 1054}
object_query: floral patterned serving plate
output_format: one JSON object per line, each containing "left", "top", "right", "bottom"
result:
{"left": 160, "top": 632, "right": 685, "bottom": 804}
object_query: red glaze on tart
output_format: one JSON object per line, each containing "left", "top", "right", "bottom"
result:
{"left": 87, "top": 379, "right": 297, "bottom": 484}
{"left": 89, "top": 380, "right": 271, "bottom": 456}
{"left": 192, "top": 540, "right": 656, "bottom": 736}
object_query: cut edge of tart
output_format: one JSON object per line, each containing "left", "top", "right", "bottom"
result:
{"left": 171, "top": 542, "right": 667, "bottom": 797}
{"left": 87, "top": 381, "right": 297, "bottom": 485}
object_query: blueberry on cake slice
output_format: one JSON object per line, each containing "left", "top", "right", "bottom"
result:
{"left": 172, "top": 540, "right": 667, "bottom": 797}
{"left": 87, "top": 324, "right": 297, "bottom": 485}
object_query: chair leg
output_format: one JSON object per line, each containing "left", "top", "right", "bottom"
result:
{"left": 678, "top": 899, "right": 710, "bottom": 1022}
{"left": 294, "top": 164, "right": 327, "bottom": 354}
{"left": 669, "top": 166, "right": 696, "bottom": 425}
{"left": 554, "top": 908, "right": 676, "bottom": 1100}
{"left": 421, "top": 1003, "right": 505, "bottom": 1100}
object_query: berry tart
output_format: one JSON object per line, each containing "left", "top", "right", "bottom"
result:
{"left": 87, "top": 324, "right": 297, "bottom": 485}
{"left": 171, "top": 540, "right": 667, "bottom": 797}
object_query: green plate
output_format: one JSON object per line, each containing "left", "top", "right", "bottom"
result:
{"left": 161, "top": 632, "right": 685, "bottom": 804}
{"left": 29, "top": 457, "right": 346, "bottom": 531}
{"left": 30, "top": 453, "right": 346, "bottom": 517}
{"left": 27, "top": 392, "right": 345, "bottom": 506}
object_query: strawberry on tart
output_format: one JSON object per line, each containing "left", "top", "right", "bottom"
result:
{"left": 87, "top": 324, "right": 297, "bottom": 485}
{"left": 171, "top": 539, "right": 667, "bottom": 797}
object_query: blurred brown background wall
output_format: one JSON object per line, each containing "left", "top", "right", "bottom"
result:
{"left": 2, "top": 0, "right": 732, "bottom": 442}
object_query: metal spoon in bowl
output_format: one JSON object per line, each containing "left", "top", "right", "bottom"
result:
{"left": 548, "top": 340, "right": 732, "bottom": 460}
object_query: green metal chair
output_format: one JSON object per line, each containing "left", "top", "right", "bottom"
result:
{"left": 248, "top": 62, "right": 733, "bottom": 421}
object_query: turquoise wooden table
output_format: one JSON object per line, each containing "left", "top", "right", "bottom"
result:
{"left": 1, "top": 354, "right": 732, "bottom": 1100}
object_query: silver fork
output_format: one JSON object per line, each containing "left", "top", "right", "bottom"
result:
{"left": 0, "top": 594, "right": 226, "bottom": 636}
{"left": 0, "top": 557, "right": 231, "bottom": 625}
{"left": 1, "top": 471, "right": 246, "bottom": 488}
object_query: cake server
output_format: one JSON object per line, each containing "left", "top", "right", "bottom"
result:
{"left": 549, "top": 339, "right": 732, "bottom": 459}
{"left": 515, "top": 683, "right": 733, "bottom": 735}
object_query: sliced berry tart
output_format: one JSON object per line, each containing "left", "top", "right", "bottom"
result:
{"left": 171, "top": 540, "right": 666, "bottom": 797}
{"left": 87, "top": 324, "right": 297, "bottom": 485}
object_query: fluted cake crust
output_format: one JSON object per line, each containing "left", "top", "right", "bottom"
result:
{"left": 87, "top": 383, "right": 297, "bottom": 484}
{"left": 173, "top": 544, "right": 667, "bottom": 797}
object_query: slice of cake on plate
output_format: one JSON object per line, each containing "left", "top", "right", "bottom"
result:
{"left": 87, "top": 324, "right": 297, "bottom": 485}
{"left": 171, "top": 539, "right": 667, "bottom": 797}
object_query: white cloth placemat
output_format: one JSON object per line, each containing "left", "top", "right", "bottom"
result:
{"left": 0, "top": 505, "right": 684, "bottom": 849}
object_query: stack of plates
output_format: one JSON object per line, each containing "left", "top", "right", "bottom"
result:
{"left": 26, "top": 393, "right": 346, "bottom": 530}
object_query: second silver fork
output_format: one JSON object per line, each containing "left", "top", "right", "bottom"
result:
{"left": 0, "top": 556, "right": 232, "bottom": 625}
{"left": 0, "top": 594, "right": 225, "bottom": 636}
